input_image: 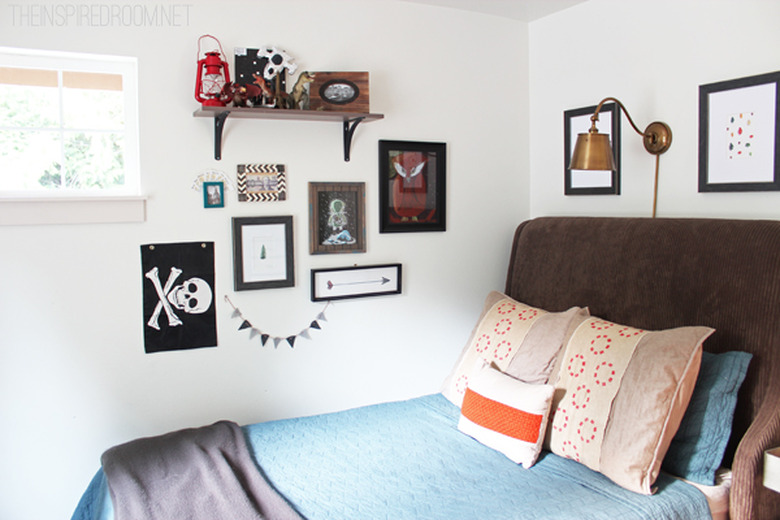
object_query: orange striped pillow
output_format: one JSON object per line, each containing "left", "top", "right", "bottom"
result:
{"left": 458, "top": 364, "right": 554, "bottom": 468}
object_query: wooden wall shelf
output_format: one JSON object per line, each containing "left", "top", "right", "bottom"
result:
{"left": 193, "top": 106, "right": 384, "bottom": 161}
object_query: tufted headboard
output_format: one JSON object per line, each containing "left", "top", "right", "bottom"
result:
{"left": 505, "top": 217, "right": 780, "bottom": 520}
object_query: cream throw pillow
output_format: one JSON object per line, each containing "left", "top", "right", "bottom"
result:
{"left": 441, "top": 292, "right": 588, "bottom": 407}
{"left": 547, "top": 317, "right": 713, "bottom": 494}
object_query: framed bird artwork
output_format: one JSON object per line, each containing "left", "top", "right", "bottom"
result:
{"left": 379, "top": 140, "right": 446, "bottom": 233}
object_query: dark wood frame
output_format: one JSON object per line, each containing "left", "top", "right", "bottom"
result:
{"left": 564, "top": 102, "right": 621, "bottom": 195}
{"left": 311, "top": 263, "right": 402, "bottom": 302}
{"left": 379, "top": 140, "right": 446, "bottom": 233}
{"left": 308, "top": 182, "right": 366, "bottom": 254}
{"left": 699, "top": 70, "right": 780, "bottom": 192}
{"left": 232, "top": 216, "right": 294, "bottom": 291}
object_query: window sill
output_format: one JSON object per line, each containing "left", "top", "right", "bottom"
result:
{"left": 0, "top": 196, "right": 146, "bottom": 225}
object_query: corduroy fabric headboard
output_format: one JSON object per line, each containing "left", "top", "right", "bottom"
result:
{"left": 505, "top": 217, "right": 780, "bottom": 520}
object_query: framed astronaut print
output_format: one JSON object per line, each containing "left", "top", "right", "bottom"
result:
{"left": 141, "top": 241, "right": 217, "bottom": 353}
{"left": 308, "top": 182, "right": 366, "bottom": 254}
{"left": 379, "top": 140, "right": 446, "bottom": 233}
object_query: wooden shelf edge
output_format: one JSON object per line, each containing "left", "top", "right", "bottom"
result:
{"left": 193, "top": 106, "right": 384, "bottom": 123}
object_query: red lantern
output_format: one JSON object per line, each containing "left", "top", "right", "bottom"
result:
{"left": 195, "top": 35, "right": 230, "bottom": 106}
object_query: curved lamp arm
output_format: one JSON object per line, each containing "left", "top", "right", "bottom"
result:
{"left": 589, "top": 96, "right": 672, "bottom": 156}
{"left": 576, "top": 97, "right": 673, "bottom": 218}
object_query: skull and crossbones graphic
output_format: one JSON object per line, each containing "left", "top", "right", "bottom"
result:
{"left": 145, "top": 266, "right": 213, "bottom": 330}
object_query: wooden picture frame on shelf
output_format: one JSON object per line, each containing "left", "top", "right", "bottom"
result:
{"left": 309, "top": 72, "right": 369, "bottom": 113}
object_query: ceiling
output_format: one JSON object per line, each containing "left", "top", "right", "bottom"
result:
{"left": 394, "top": 0, "right": 587, "bottom": 21}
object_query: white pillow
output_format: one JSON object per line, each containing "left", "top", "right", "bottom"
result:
{"left": 458, "top": 364, "right": 554, "bottom": 468}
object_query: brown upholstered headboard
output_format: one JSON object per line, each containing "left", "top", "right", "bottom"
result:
{"left": 505, "top": 217, "right": 780, "bottom": 520}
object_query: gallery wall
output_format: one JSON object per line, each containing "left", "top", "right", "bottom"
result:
{"left": 0, "top": 1, "right": 527, "bottom": 519}
{"left": 528, "top": 0, "right": 780, "bottom": 220}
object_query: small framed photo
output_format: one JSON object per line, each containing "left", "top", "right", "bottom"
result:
{"left": 308, "top": 182, "right": 366, "bottom": 254}
{"left": 311, "top": 264, "right": 402, "bottom": 302}
{"left": 699, "top": 70, "right": 780, "bottom": 192}
{"left": 203, "top": 181, "right": 225, "bottom": 208}
{"left": 563, "top": 102, "right": 621, "bottom": 195}
{"left": 379, "top": 140, "right": 446, "bottom": 233}
{"left": 232, "top": 216, "right": 294, "bottom": 291}
{"left": 309, "top": 71, "right": 370, "bottom": 112}
{"left": 237, "top": 164, "right": 287, "bottom": 202}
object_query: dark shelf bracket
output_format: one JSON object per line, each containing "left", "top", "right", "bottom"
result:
{"left": 213, "top": 111, "right": 230, "bottom": 160}
{"left": 343, "top": 116, "right": 366, "bottom": 162}
{"left": 201, "top": 110, "right": 377, "bottom": 162}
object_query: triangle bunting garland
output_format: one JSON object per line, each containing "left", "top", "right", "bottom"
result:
{"left": 224, "top": 295, "right": 331, "bottom": 348}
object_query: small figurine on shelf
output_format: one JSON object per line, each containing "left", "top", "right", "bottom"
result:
{"left": 251, "top": 73, "right": 276, "bottom": 107}
{"left": 291, "top": 71, "right": 316, "bottom": 110}
{"left": 221, "top": 82, "right": 264, "bottom": 107}
{"left": 258, "top": 46, "right": 297, "bottom": 109}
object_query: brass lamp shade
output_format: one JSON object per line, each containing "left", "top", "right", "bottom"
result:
{"left": 570, "top": 132, "right": 616, "bottom": 171}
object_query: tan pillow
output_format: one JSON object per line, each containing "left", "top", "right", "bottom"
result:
{"left": 441, "top": 291, "right": 588, "bottom": 407}
{"left": 546, "top": 317, "right": 713, "bottom": 494}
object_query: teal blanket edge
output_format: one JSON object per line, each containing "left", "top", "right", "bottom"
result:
{"left": 72, "top": 394, "right": 711, "bottom": 520}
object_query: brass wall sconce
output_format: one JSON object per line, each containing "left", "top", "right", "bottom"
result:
{"left": 569, "top": 97, "right": 672, "bottom": 217}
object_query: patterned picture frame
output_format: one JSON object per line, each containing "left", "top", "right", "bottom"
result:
{"left": 237, "top": 164, "right": 287, "bottom": 202}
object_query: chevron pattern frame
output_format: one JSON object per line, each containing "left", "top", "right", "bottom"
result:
{"left": 237, "top": 163, "right": 287, "bottom": 202}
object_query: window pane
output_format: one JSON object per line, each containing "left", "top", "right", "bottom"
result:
{"left": 62, "top": 131, "right": 125, "bottom": 190}
{"left": 0, "top": 129, "right": 61, "bottom": 190}
{"left": 62, "top": 87, "right": 125, "bottom": 130}
{"left": 0, "top": 83, "right": 59, "bottom": 128}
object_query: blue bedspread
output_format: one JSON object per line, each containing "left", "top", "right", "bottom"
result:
{"left": 72, "top": 394, "right": 711, "bottom": 520}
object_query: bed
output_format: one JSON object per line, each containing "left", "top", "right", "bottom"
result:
{"left": 72, "top": 217, "right": 780, "bottom": 520}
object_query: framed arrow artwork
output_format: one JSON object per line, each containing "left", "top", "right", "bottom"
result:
{"left": 310, "top": 263, "right": 402, "bottom": 302}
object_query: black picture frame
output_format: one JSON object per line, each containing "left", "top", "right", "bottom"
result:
{"left": 311, "top": 264, "right": 402, "bottom": 302}
{"left": 379, "top": 140, "right": 446, "bottom": 233}
{"left": 308, "top": 182, "right": 366, "bottom": 254}
{"left": 232, "top": 216, "right": 294, "bottom": 291}
{"left": 563, "top": 102, "right": 621, "bottom": 195}
{"left": 699, "top": 70, "right": 780, "bottom": 192}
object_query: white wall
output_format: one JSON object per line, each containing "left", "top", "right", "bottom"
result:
{"left": 529, "top": 0, "right": 780, "bottom": 219}
{"left": 0, "top": 1, "right": 527, "bottom": 519}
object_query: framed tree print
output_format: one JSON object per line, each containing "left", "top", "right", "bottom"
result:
{"left": 379, "top": 140, "right": 446, "bottom": 233}
{"left": 232, "top": 216, "right": 294, "bottom": 290}
{"left": 308, "top": 182, "right": 366, "bottom": 254}
{"left": 564, "top": 102, "right": 621, "bottom": 195}
{"left": 699, "top": 70, "right": 780, "bottom": 192}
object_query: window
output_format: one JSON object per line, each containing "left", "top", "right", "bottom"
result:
{"left": 0, "top": 47, "right": 143, "bottom": 224}
{"left": 0, "top": 47, "right": 140, "bottom": 196}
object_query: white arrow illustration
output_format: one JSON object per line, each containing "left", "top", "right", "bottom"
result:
{"left": 327, "top": 277, "right": 390, "bottom": 290}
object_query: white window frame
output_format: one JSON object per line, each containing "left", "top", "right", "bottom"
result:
{"left": 0, "top": 47, "right": 145, "bottom": 225}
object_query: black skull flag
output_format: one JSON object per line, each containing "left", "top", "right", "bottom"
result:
{"left": 141, "top": 242, "right": 217, "bottom": 353}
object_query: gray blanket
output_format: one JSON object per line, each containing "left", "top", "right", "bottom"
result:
{"left": 101, "top": 420, "right": 303, "bottom": 520}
